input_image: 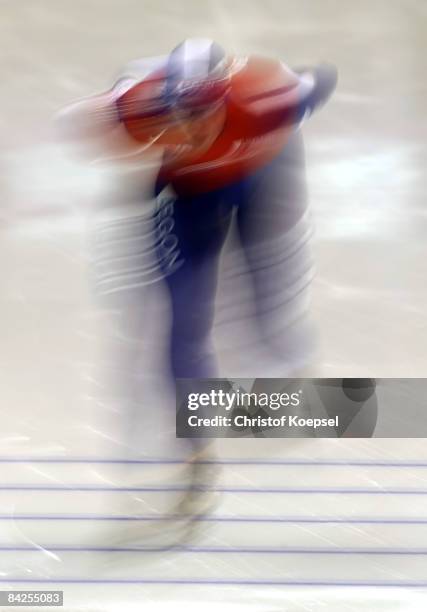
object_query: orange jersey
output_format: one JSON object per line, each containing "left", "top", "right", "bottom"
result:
{"left": 117, "top": 56, "right": 308, "bottom": 195}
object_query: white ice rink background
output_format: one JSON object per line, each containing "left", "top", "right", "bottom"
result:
{"left": 1, "top": 0, "right": 427, "bottom": 609}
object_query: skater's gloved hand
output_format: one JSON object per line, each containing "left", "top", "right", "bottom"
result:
{"left": 294, "top": 63, "right": 338, "bottom": 121}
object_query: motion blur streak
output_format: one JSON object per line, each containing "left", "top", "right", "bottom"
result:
{"left": 1, "top": 0, "right": 427, "bottom": 610}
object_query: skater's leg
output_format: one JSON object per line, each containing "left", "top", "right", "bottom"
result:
{"left": 155, "top": 188, "right": 235, "bottom": 528}
{"left": 155, "top": 188, "right": 234, "bottom": 379}
{"left": 236, "top": 130, "right": 317, "bottom": 373}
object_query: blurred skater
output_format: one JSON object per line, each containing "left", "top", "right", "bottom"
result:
{"left": 57, "top": 39, "right": 337, "bottom": 544}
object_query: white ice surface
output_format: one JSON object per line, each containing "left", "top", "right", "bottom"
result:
{"left": 1, "top": 0, "right": 427, "bottom": 609}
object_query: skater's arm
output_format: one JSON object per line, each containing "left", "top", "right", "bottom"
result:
{"left": 55, "top": 53, "right": 168, "bottom": 141}
{"left": 54, "top": 78, "right": 137, "bottom": 142}
{"left": 54, "top": 76, "right": 171, "bottom": 162}
{"left": 295, "top": 63, "right": 338, "bottom": 120}
{"left": 54, "top": 54, "right": 171, "bottom": 158}
{"left": 237, "top": 62, "right": 338, "bottom": 137}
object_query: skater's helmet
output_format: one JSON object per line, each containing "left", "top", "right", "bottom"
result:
{"left": 164, "top": 38, "right": 231, "bottom": 113}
